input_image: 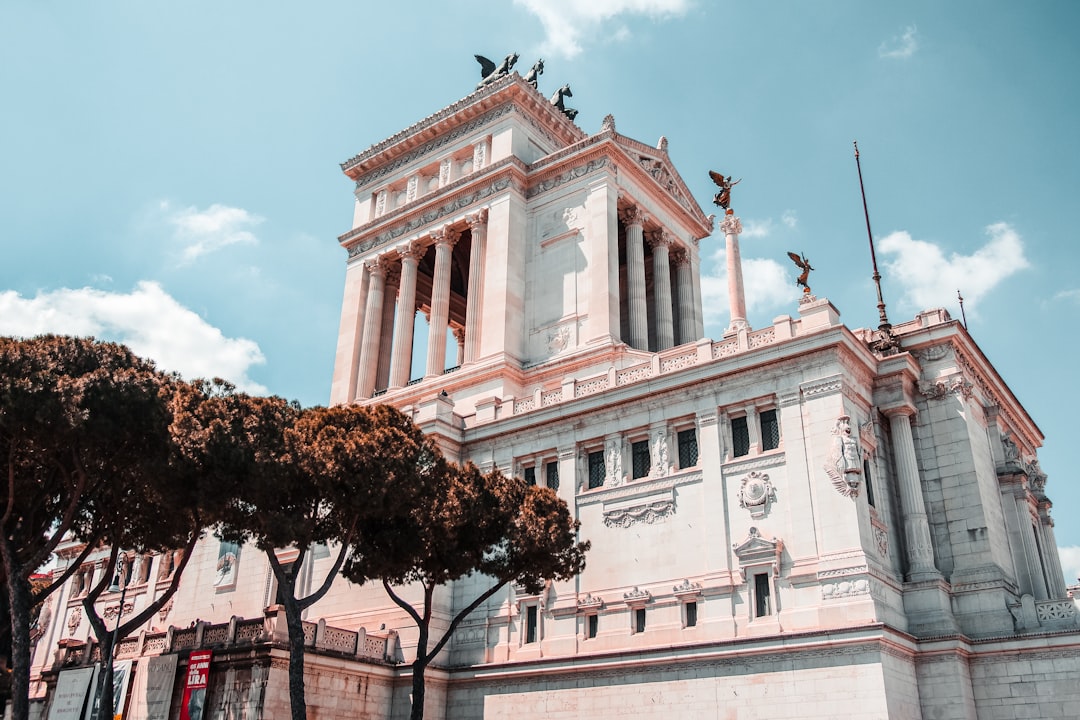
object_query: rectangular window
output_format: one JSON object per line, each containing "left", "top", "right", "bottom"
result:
{"left": 546, "top": 461, "right": 560, "bottom": 491}
{"left": 588, "top": 451, "right": 605, "bottom": 489}
{"left": 677, "top": 428, "right": 698, "bottom": 469}
{"left": 634, "top": 608, "right": 646, "bottom": 633}
{"left": 587, "top": 614, "right": 598, "bottom": 639}
{"left": 685, "top": 601, "right": 698, "bottom": 628}
{"left": 754, "top": 573, "right": 771, "bottom": 617}
{"left": 524, "top": 466, "right": 536, "bottom": 486}
{"left": 525, "top": 605, "right": 538, "bottom": 644}
{"left": 731, "top": 416, "right": 750, "bottom": 457}
{"left": 863, "top": 459, "right": 876, "bottom": 507}
{"left": 760, "top": 409, "right": 780, "bottom": 451}
{"left": 631, "top": 440, "right": 650, "bottom": 479}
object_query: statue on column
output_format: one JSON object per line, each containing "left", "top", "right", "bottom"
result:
{"left": 709, "top": 170, "right": 741, "bottom": 210}
{"left": 786, "top": 251, "right": 814, "bottom": 295}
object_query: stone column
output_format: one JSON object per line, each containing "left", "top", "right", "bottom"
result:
{"left": 885, "top": 407, "right": 940, "bottom": 580}
{"left": 356, "top": 259, "right": 387, "bottom": 399}
{"left": 1037, "top": 511, "right": 1067, "bottom": 597}
{"left": 426, "top": 228, "right": 460, "bottom": 377}
{"left": 1015, "top": 495, "right": 1049, "bottom": 600}
{"left": 388, "top": 243, "right": 423, "bottom": 388}
{"left": 453, "top": 326, "right": 465, "bottom": 368}
{"left": 722, "top": 212, "right": 749, "bottom": 335}
{"left": 464, "top": 209, "right": 488, "bottom": 364}
{"left": 375, "top": 266, "right": 399, "bottom": 392}
{"left": 672, "top": 249, "right": 696, "bottom": 345}
{"left": 621, "top": 207, "right": 648, "bottom": 350}
{"left": 648, "top": 229, "right": 675, "bottom": 350}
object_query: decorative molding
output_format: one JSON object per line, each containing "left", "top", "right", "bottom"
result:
{"left": 623, "top": 587, "right": 651, "bottom": 606}
{"left": 579, "top": 469, "right": 701, "bottom": 506}
{"left": 526, "top": 157, "right": 610, "bottom": 199}
{"left": 577, "top": 593, "right": 603, "bottom": 610}
{"left": 719, "top": 215, "right": 742, "bottom": 235}
{"left": 737, "top": 471, "right": 776, "bottom": 519}
{"left": 918, "top": 374, "right": 974, "bottom": 401}
{"left": 732, "top": 527, "right": 782, "bottom": 571}
{"left": 821, "top": 578, "right": 871, "bottom": 600}
{"left": 914, "top": 344, "right": 951, "bottom": 363}
{"left": 801, "top": 376, "right": 843, "bottom": 399}
{"left": 348, "top": 174, "right": 518, "bottom": 257}
{"left": 818, "top": 565, "right": 869, "bottom": 579}
{"left": 603, "top": 499, "right": 675, "bottom": 528}
{"left": 672, "top": 579, "right": 703, "bottom": 598}
{"left": 722, "top": 452, "right": 786, "bottom": 476}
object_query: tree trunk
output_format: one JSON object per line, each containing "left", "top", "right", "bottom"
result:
{"left": 410, "top": 657, "right": 428, "bottom": 720}
{"left": 89, "top": 633, "right": 115, "bottom": 720}
{"left": 1, "top": 540, "right": 30, "bottom": 720}
{"left": 282, "top": 593, "right": 308, "bottom": 720}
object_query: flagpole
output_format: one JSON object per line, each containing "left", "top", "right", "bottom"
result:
{"left": 854, "top": 142, "right": 899, "bottom": 354}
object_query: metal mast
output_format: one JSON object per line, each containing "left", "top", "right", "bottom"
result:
{"left": 854, "top": 141, "right": 898, "bottom": 354}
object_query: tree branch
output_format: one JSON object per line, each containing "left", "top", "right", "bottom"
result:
{"left": 32, "top": 541, "right": 96, "bottom": 605}
{"left": 382, "top": 578, "right": 424, "bottom": 627}
{"left": 298, "top": 535, "right": 352, "bottom": 612}
{"left": 118, "top": 528, "right": 200, "bottom": 636}
{"left": 425, "top": 580, "right": 508, "bottom": 664}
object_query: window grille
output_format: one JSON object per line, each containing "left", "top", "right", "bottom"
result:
{"left": 677, "top": 428, "right": 698, "bottom": 468}
{"left": 588, "top": 451, "right": 605, "bottom": 489}
{"left": 524, "top": 467, "right": 536, "bottom": 486}
{"left": 732, "top": 416, "right": 750, "bottom": 457}
{"left": 546, "top": 461, "right": 560, "bottom": 491}
{"left": 631, "top": 440, "right": 650, "bottom": 479}
{"left": 760, "top": 409, "right": 780, "bottom": 451}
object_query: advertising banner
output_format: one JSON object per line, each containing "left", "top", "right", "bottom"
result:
{"left": 144, "top": 654, "right": 179, "bottom": 720}
{"left": 179, "top": 650, "right": 212, "bottom": 720}
{"left": 82, "top": 660, "right": 133, "bottom": 720}
{"left": 47, "top": 667, "right": 96, "bottom": 720}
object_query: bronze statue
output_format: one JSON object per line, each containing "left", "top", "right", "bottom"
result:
{"left": 524, "top": 59, "right": 544, "bottom": 89}
{"left": 708, "top": 170, "right": 741, "bottom": 210}
{"left": 475, "top": 53, "right": 519, "bottom": 90}
{"left": 787, "top": 251, "right": 814, "bottom": 294}
{"left": 550, "top": 84, "right": 578, "bottom": 121}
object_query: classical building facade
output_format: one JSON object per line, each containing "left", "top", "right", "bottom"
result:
{"left": 28, "top": 73, "right": 1080, "bottom": 719}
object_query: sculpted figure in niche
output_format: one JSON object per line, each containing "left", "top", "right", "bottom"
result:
{"left": 825, "top": 414, "right": 862, "bottom": 498}
{"left": 604, "top": 438, "right": 622, "bottom": 487}
{"left": 651, "top": 431, "right": 669, "bottom": 478}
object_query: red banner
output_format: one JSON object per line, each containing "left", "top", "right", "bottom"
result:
{"left": 179, "top": 650, "right": 212, "bottom": 720}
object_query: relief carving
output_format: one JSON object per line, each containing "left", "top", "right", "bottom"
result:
{"left": 738, "top": 471, "right": 776, "bottom": 519}
{"left": 824, "top": 415, "right": 862, "bottom": 498}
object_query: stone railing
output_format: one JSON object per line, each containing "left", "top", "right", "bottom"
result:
{"left": 500, "top": 323, "right": 795, "bottom": 422}
{"left": 53, "top": 607, "right": 399, "bottom": 669}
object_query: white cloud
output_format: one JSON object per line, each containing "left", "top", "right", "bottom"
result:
{"left": 161, "top": 201, "right": 263, "bottom": 264}
{"left": 515, "top": 0, "right": 690, "bottom": 58}
{"left": 1059, "top": 545, "right": 1080, "bottom": 586}
{"left": 781, "top": 210, "right": 798, "bottom": 229}
{"left": 739, "top": 219, "right": 774, "bottom": 239}
{"left": 1053, "top": 288, "right": 1080, "bottom": 304}
{"left": 877, "top": 222, "right": 1029, "bottom": 317}
{"left": 0, "top": 281, "right": 267, "bottom": 394}
{"left": 878, "top": 24, "right": 918, "bottom": 60}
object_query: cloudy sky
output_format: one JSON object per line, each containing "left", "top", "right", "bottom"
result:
{"left": 3, "top": 1, "right": 1078, "bottom": 580}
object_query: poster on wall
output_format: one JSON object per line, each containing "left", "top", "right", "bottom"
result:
{"left": 144, "top": 654, "right": 179, "bottom": 720}
{"left": 214, "top": 541, "right": 240, "bottom": 589}
{"left": 46, "top": 667, "right": 96, "bottom": 720}
{"left": 82, "top": 660, "right": 133, "bottom": 720}
{"left": 179, "top": 650, "right": 212, "bottom": 720}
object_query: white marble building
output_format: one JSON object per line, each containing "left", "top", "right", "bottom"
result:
{"left": 29, "top": 73, "right": 1080, "bottom": 720}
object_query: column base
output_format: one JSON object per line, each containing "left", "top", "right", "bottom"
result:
{"left": 724, "top": 319, "right": 750, "bottom": 336}
{"left": 902, "top": 576, "right": 959, "bottom": 636}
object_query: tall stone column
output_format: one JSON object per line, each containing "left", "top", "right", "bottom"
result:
{"left": 389, "top": 243, "right": 423, "bottom": 388}
{"left": 672, "top": 249, "right": 696, "bottom": 345}
{"left": 453, "top": 326, "right": 465, "bottom": 368}
{"left": 426, "top": 228, "right": 459, "bottom": 377}
{"left": 648, "top": 229, "right": 675, "bottom": 350}
{"left": 463, "top": 210, "right": 487, "bottom": 364}
{"left": 356, "top": 259, "right": 387, "bottom": 399}
{"left": 1037, "top": 511, "right": 1067, "bottom": 597}
{"left": 885, "top": 407, "right": 940, "bottom": 580}
{"left": 722, "top": 212, "right": 749, "bottom": 335}
{"left": 621, "top": 207, "right": 648, "bottom": 350}
{"left": 375, "top": 266, "right": 399, "bottom": 392}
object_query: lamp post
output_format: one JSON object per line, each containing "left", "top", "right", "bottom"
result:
{"left": 98, "top": 561, "right": 129, "bottom": 720}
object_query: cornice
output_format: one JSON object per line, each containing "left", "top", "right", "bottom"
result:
{"left": 341, "top": 74, "right": 584, "bottom": 179}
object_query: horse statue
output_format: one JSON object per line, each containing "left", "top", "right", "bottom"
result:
{"left": 550, "top": 84, "right": 578, "bottom": 121}
{"left": 475, "top": 53, "right": 519, "bottom": 90}
{"left": 524, "top": 59, "right": 544, "bottom": 89}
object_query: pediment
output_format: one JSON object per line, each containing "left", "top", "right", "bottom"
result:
{"left": 733, "top": 527, "right": 782, "bottom": 567}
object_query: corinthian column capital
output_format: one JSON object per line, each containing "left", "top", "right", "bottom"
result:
{"left": 620, "top": 206, "right": 646, "bottom": 227}
{"left": 466, "top": 208, "right": 488, "bottom": 229}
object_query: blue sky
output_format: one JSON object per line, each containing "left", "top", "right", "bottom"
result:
{"left": 3, "top": 1, "right": 1079, "bottom": 579}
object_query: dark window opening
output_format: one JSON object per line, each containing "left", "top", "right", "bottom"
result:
{"left": 634, "top": 608, "right": 646, "bottom": 633}
{"left": 754, "top": 573, "right": 771, "bottom": 617}
{"left": 587, "top": 614, "right": 598, "bottom": 639}
{"left": 685, "top": 601, "right": 698, "bottom": 628}
{"left": 863, "top": 458, "right": 876, "bottom": 507}
{"left": 546, "top": 461, "right": 560, "bottom": 491}
{"left": 588, "top": 451, "right": 605, "bottom": 489}
{"left": 525, "top": 605, "right": 538, "bottom": 644}
{"left": 732, "top": 417, "right": 750, "bottom": 457}
{"left": 631, "top": 440, "right": 650, "bottom": 479}
{"left": 760, "top": 409, "right": 780, "bottom": 451}
{"left": 678, "top": 428, "right": 698, "bottom": 469}
{"left": 524, "top": 466, "right": 536, "bottom": 486}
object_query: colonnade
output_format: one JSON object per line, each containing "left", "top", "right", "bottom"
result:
{"left": 355, "top": 210, "right": 488, "bottom": 399}
{"left": 620, "top": 207, "right": 699, "bottom": 351}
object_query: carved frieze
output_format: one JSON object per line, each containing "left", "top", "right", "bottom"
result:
{"left": 577, "top": 593, "right": 603, "bottom": 610}
{"left": 603, "top": 499, "right": 674, "bottom": 528}
{"left": 918, "top": 374, "right": 973, "bottom": 401}
{"left": 672, "top": 579, "right": 703, "bottom": 598}
{"left": 821, "top": 578, "right": 870, "bottom": 600}
{"left": 623, "top": 587, "right": 651, "bottom": 605}
{"left": 526, "top": 157, "right": 610, "bottom": 199}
